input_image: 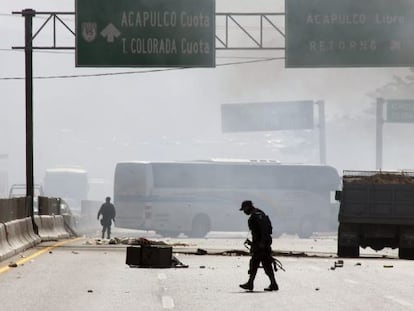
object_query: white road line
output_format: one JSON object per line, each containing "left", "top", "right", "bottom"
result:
{"left": 384, "top": 295, "right": 413, "bottom": 307}
{"left": 344, "top": 279, "right": 358, "bottom": 285}
{"left": 158, "top": 273, "right": 174, "bottom": 309}
{"left": 158, "top": 273, "right": 167, "bottom": 280}
{"left": 162, "top": 296, "right": 175, "bottom": 309}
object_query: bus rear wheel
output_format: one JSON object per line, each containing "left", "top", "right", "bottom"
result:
{"left": 189, "top": 215, "right": 211, "bottom": 238}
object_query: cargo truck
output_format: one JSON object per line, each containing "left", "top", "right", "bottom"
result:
{"left": 335, "top": 171, "right": 414, "bottom": 259}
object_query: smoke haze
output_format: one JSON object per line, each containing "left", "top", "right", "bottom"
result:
{"left": 0, "top": 0, "right": 413, "bottom": 200}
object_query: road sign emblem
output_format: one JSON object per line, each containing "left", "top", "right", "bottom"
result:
{"left": 81, "top": 22, "right": 97, "bottom": 42}
{"left": 100, "top": 23, "right": 121, "bottom": 43}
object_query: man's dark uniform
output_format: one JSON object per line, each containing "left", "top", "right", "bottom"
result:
{"left": 240, "top": 200, "right": 278, "bottom": 291}
{"left": 97, "top": 197, "right": 116, "bottom": 239}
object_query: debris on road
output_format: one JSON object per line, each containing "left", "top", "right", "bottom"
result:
{"left": 195, "top": 248, "right": 207, "bottom": 255}
{"left": 8, "top": 262, "right": 18, "bottom": 268}
{"left": 86, "top": 237, "right": 192, "bottom": 247}
{"left": 383, "top": 265, "right": 394, "bottom": 268}
{"left": 335, "top": 260, "right": 344, "bottom": 268}
{"left": 330, "top": 260, "right": 344, "bottom": 270}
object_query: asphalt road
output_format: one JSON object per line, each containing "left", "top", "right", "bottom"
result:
{"left": 0, "top": 230, "right": 413, "bottom": 311}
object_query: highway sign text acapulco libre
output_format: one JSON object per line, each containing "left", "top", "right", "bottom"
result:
{"left": 76, "top": 0, "right": 215, "bottom": 67}
{"left": 286, "top": 0, "right": 414, "bottom": 67}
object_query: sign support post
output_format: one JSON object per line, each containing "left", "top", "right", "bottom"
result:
{"left": 317, "top": 100, "right": 326, "bottom": 165}
{"left": 22, "top": 8, "right": 38, "bottom": 233}
{"left": 376, "top": 98, "right": 384, "bottom": 170}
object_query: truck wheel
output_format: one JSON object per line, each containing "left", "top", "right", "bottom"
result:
{"left": 189, "top": 214, "right": 211, "bottom": 238}
{"left": 338, "top": 245, "right": 359, "bottom": 258}
{"left": 399, "top": 247, "right": 414, "bottom": 260}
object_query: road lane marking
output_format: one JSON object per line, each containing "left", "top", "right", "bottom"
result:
{"left": 344, "top": 279, "right": 358, "bottom": 284}
{"left": 158, "top": 274, "right": 174, "bottom": 309}
{"left": 0, "top": 237, "right": 83, "bottom": 275}
{"left": 384, "top": 295, "right": 412, "bottom": 307}
{"left": 158, "top": 272, "right": 167, "bottom": 280}
{"left": 162, "top": 296, "right": 175, "bottom": 309}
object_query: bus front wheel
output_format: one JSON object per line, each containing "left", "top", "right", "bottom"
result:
{"left": 189, "top": 214, "right": 211, "bottom": 238}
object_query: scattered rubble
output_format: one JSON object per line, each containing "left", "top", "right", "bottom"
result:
{"left": 335, "top": 260, "right": 344, "bottom": 268}
{"left": 85, "top": 237, "right": 191, "bottom": 247}
{"left": 195, "top": 248, "right": 207, "bottom": 255}
{"left": 330, "top": 260, "right": 344, "bottom": 270}
{"left": 345, "top": 173, "right": 414, "bottom": 184}
{"left": 8, "top": 262, "right": 18, "bottom": 268}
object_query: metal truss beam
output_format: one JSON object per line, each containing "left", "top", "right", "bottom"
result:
{"left": 12, "top": 11, "right": 286, "bottom": 51}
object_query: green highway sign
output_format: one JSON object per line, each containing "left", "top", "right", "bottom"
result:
{"left": 286, "top": 0, "right": 414, "bottom": 67}
{"left": 221, "top": 101, "right": 314, "bottom": 132}
{"left": 76, "top": 0, "right": 215, "bottom": 67}
{"left": 386, "top": 100, "right": 414, "bottom": 123}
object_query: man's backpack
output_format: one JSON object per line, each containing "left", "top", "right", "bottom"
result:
{"left": 252, "top": 211, "right": 273, "bottom": 236}
{"left": 262, "top": 214, "right": 273, "bottom": 236}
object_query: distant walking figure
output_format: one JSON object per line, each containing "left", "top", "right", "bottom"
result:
{"left": 97, "top": 196, "right": 116, "bottom": 239}
{"left": 239, "top": 200, "right": 279, "bottom": 291}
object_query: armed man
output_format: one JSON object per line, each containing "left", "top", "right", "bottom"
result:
{"left": 97, "top": 196, "right": 116, "bottom": 239}
{"left": 239, "top": 200, "right": 279, "bottom": 291}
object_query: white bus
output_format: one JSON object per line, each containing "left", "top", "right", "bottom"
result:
{"left": 43, "top": 167, "right": 89, "bottom": 211}
{"left": 113, "top": 160, "right": 340, "bottom": 238}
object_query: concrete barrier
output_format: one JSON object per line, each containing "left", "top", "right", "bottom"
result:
{"left": 25, "top": 218, "right": 41, "bottom": 245}
{"left": 53, "top": 215, "right": 70, "bottom": 239}
{"left": 17, "top": 218, "right": 35, "bottom": 248}
{"left": 0, "top": 223, "right": 14, "bottom": 261}
{"left": 34, "top": 215, "right": 45, "bottom": 240}
{"left": 5, "top": 220, "right": 29, "bottom": 253}
{"left": 34, "top": 215, "right": 57, "bottom": 241}
{"left": 35, "top": 215, "right": 72, "bottom": 241}
{"left": 40, "top": 215, "right": 59, "bottom": 241}
{"left": 0, "top": 211, "right": 73, "bottom": 262}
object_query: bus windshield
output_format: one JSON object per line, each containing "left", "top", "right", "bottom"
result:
{"left": 43, "top": 168, "right": 88, "bottom": 201}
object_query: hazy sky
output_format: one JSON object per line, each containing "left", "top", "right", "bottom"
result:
{"left": 0, "top": 0, "right": 412, "bottom": 198}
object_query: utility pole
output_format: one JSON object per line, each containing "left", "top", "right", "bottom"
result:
{"left": 22, "top": 8, "right": 37, "bottom": 233}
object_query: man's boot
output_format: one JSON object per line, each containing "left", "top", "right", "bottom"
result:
{"left": 264, "top": 282, "right": 279, "bottom": 291}
{"left": 240, "top": 273, "right": 255, "bottom": 291}
{"left": 264, "top": 263, "right": 278, "bottom": 291}
{"left": 239, "top": 281, "right": 253, "bottom": 291}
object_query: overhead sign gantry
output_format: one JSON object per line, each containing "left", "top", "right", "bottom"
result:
{"left": 75, "top": 0, "right": 216, "bottom": 67}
